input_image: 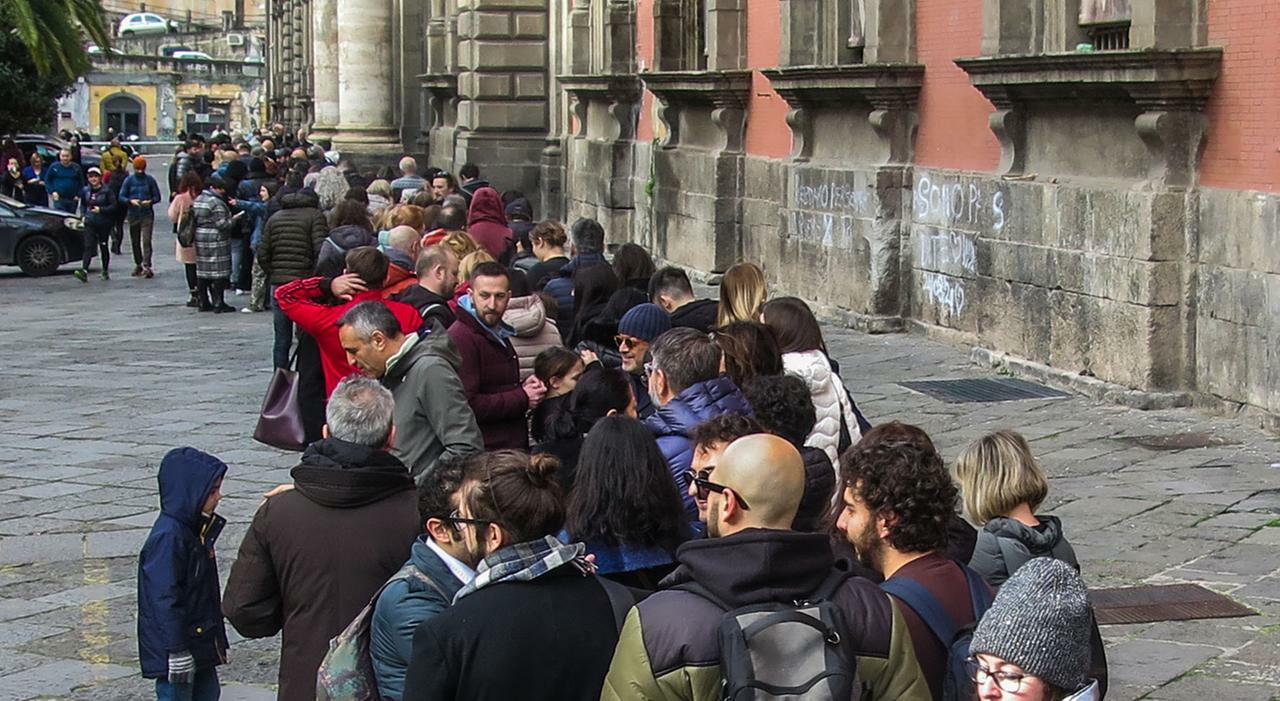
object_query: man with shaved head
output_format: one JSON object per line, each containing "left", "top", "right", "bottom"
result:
{"left": 601, "top": 434, "right": 930, "bottom": 701}
{"left": 391, "top": 244, "right": 459, "bottom": 330}
{"left": 381, "top": 225, "right": 424, "bottom": 297}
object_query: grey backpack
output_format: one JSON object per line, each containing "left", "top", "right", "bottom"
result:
{"left": 681, "top": 570, "right": 856, "bottom": 700}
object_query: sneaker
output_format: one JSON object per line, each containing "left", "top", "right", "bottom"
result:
{"left": 234, "top": 288, "right": 249, "bottom": 296}
{"left": 143, "top": 268, "right": 154, "bottom": 279}
{"left": 73, "top": 268, "right": 87, "bottom": 283}
{"left": 239, "top": 307, "right": 255, "bottom": 313}
{"left": 213, "top": 304, "right": 236, "bottom": 314}
{"left": 100, "top": 270, "right": 110, "bottom": 280}
{"left": 131, "top": 266, "right": 142, "bottom": 277}
{"left": 185, "top": 294, "right": 200, "bottom": 308}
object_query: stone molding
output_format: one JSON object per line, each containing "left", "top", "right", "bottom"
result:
{"left": 641, "top": 70, "right": 752, "bottom": 151}
{"left": 762, "top": 63, "right": 924, "bottom": 164}
{"left": 955, "top": 48, "right": 1222, "bottom": 184}
{"left": 418, "top": 72, "right": 459, "bottom": 130}
{"left": 558, "top": 74, "right": 643, "bottom": 142}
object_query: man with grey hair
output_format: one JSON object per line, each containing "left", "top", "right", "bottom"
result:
{"left": 391, "top": 156, "right": 425, "bottom": 202}
{"left": 223, "top": 375, "right": 421, "bottom": 701}
{"left": 338, "top": 300, "right": 482, "bottom": 479}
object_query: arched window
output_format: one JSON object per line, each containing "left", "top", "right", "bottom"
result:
{"left": 101, "top": 94, "right": 145, "bottom": 138}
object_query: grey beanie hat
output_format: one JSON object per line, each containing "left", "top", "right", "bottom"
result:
{"left": 969, "top": 558, "right": 1092, "bottom": 691}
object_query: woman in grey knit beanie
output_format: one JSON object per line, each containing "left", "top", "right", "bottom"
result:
{"left": 967, "top": 558, "right": 1100, "bottom": 700}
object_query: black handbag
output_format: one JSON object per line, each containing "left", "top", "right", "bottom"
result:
{"left": 253, "top": 352, "right": 308, "bottom": 451}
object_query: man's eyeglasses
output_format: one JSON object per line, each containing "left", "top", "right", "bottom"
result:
{"left": 615, "top": 334, "right": 643, "bottom": 350}
{"left": 445, "top": 509, "right": 494, "bottom": 528}
{"left": 965, "top": 657, "right": 1026, "bottom": 693}
{"left": 686, "top": 473, "right": 751, "bottom": 510}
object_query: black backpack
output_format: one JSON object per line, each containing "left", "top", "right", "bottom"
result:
{"left": 681, "top": 570, "right": 857, "bottom": 700}
{"left": 880, "top": 565, "right": 994, "bottom": 701}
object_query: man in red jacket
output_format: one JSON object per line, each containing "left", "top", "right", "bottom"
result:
{"left": 447, "top": 261, "right": 545, "bottom": 449}
{"left": 276, "top": 247, "right": 423, "bottom": 396}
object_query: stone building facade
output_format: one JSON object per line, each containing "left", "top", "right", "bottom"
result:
{"left": 266, "top": 0, "right": 1280, "bottom": 429}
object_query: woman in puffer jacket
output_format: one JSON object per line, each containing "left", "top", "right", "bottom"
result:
{"left": 762, "top": 297, "right": 861, "bottom": 466}
{"left": 503, "top": 273, "right": 563, "bottom": 381}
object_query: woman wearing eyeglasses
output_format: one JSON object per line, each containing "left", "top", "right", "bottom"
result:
{"left": 967, "top": 558, "right": 1101, "bottom": 701}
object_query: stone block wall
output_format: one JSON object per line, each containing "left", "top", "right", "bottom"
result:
{"left": 1195, "top": 188, "right": 1280, "bottom": 425}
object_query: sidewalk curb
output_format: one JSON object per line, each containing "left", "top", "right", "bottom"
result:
{"left": 969, "top": 346, "right": 1195, "bottom": 410}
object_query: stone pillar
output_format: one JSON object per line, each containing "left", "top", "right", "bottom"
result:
{"left": 310, "top": 0, "right": 339, "bottom": 138}
{"left": 332, "top": 0, "right": 401, "bottom": 154}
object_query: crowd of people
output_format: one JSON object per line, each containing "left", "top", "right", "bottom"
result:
{"left": 134, "top": 141, "right": 1108, "bottom": 701}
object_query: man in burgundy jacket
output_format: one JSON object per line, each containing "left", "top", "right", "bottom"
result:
{"left": 276, "top": 246, "right": 423, "bottom": 396}
{"left": 447, "top": 261, "right": 545, "bottom": 449}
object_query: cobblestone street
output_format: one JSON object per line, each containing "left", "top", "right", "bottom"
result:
{"left": 1, "top": 196, "right": 1279, "bottom": 700}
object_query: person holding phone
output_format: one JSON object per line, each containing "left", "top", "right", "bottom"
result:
{"left": 73, "top": 167, "right": 117, "bottom": 282}
{"left": 22, "top": 153, "right": 49, "bottom": 206}
{"left": 120, "top": 156, "right": 163, "bottom": 278}
{"left": 1, "top": 157, "right": 25, "bottom": 200}
{"left": 190, "top": 175, "right": 243, "bottom": 312}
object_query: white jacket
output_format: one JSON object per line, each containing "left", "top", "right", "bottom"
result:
{"left": 782, "top": 349, "right": 861, "bottom": 466}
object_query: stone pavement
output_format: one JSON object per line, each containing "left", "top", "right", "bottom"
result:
{"left": 0, "top": 189, "right": 1278, "bottom": 700}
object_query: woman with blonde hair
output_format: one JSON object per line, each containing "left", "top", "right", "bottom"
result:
{"left": 717, "top": 262, "right": 766, "bottom": 327}
{"left": 954, "top": 429, "right": 1079, "bottom": 587}
{"left": 439, "top": 230, "right": 479, "bottom": 260}
{"left": 458, "top": 249, "right": 495, "bottom": 282}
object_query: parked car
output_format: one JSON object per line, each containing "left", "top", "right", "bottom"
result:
{"left": 117, "top": 12, "right": 178, "bottom": 37}
{"left": 0, "top": 194, "right": 85, "bottom": 277}
{"left": 11, "top": 135, "right": 100, "bottom": 170}
{"left": 171, "top": 50, "right": 214, "bottom": 61}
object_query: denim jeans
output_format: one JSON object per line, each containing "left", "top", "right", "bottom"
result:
{"left": 155, "top": 667, "right": 219, "bottom": 701}
{"left": 272, "top": 284, "right": 294, "bottom": 369}
{"left": 229, "top": 240, "right": 243, "bottom": 289}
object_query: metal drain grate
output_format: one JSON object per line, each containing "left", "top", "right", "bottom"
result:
{"left": 1089, "top": 583, "right": 1255, "bottom": 625}
{"left": 899, "top": 378, "right": 1070, "bottom": 404}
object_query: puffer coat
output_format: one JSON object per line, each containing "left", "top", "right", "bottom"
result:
{"left": 258, "top": 190, "right": 328, "bottom": 284}
{"left": 783, "top": 349, "right": 861, "bottom": 466}
{"left": 504, "top": 295, "right": 563, "bottom": 381}
{"left": 643, "top": 376, "right": 753, "bottom": 518}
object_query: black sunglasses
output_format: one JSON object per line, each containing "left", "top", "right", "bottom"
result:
{"left": 445, "top": 509, "right": 494, "bottom": 528}
{"left": 688, "top": 474, "right": 751, "bottom": 510}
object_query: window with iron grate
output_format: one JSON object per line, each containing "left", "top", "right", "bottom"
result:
{"left": 1080, "top": 0, "right": 1131, "bottom": 51}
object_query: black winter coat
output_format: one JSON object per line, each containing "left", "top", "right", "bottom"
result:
{"left": 257, "top": 191, "right": 328, "bottom": 284}
{"left": 794, "top": 446, "right": 836, "bottom": 532}
{"left": 402, "top": 564, "right": 621, "bottom": 701}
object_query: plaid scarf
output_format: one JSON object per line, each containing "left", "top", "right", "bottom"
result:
{"left": 453, "top": 536, "right": 592, "bottom": 603}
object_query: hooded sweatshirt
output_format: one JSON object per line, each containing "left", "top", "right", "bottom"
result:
{"left": 504, "top": 295, "right": 564, "bottom": 381}
{"left": 466, "top": 187, "right": 513, "bottom": 262}
{"left": 968, "top": 515, "right": 1080, "bottom": 587}
{"left": 222, "top": 438, "right": 420, "bottom": 701}
{"left": 138, "top": 448, "right": 228, "bottom": 679}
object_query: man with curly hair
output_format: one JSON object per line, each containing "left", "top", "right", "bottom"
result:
{"left": 836, "top": 423, "right": 992, "bottom": 701}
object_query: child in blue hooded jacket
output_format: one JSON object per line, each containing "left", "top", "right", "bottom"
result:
{"left": 137, "top": 448, "right": 229, "bottom": 701}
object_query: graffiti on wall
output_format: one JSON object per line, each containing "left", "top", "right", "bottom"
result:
{"left": 912, "top": 173, "right": 1006, "bottom": 317}
{"left": 785, "top": 177, "right": 872, "bottom": 251}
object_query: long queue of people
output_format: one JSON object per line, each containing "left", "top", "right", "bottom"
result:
{"left": 135, "top": 151, "right": 1107, "bottom": 701}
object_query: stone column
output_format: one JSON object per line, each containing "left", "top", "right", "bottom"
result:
{"left": 309, "top": 0, "right": 339, "bottom": 138}
{"left": 331, "top": 0, "right": 400, "bottom": 154}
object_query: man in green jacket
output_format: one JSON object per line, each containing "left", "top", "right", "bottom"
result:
{"left": 337, "top": 300, "right": 483, "bottom": 480}
{"left": 600, "top": 434, "right": 931, "bottom": 701}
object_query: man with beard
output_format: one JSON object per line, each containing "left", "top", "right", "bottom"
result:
{"left": 835, "top": 428, "right": 992, "bottom": 701}
{"left": 402, "top": 451, "right": 627, "bottom": 701}
{"left": 614, "top": 303, "right": 670, "bottom": 419}
{"left": 447, "top": 262, "right": 546, "bottom": 450}
{"left": 601, "top": 434, "right": 929, "bottom": 701}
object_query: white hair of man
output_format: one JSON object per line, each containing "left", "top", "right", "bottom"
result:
{"left": 399, "top": 156, "right": 418, "bottom": 175}
{"left": 325, "top": 375, "right": 396, "bottom": 447}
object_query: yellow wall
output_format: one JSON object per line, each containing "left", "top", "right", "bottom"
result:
{"left": 89, "top": 84, "right": 159, "bottom": 137}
